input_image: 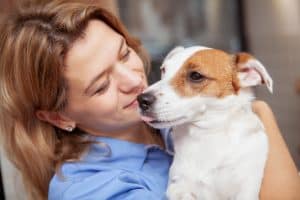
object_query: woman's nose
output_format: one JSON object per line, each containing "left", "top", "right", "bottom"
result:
{"left": 115, "top": 64, "right": 143, "bottom": 93}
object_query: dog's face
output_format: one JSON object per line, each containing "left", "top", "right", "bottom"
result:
{"left": 138, "top": 46, "right": 273, "bottom": 129}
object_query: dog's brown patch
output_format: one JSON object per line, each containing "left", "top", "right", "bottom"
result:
{"left": 170, "top": 49, "right": 241, "bottom": 98}
{"left": 234, "top": 52, "right": 253, "bottom": 66}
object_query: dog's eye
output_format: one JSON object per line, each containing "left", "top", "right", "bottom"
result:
{"left": 188, "top": 71, "right": 205, "bottom": 82}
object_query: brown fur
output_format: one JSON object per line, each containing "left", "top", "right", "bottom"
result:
{"left": 234, "top": 52, "right": 253, "bottom": 66}
{"left": 171, "top": 49, "right": 245, "bottom": 98}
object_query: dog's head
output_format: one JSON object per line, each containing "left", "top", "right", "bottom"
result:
{"left": 138, "top": 46, "right": 273, "bottom": 129}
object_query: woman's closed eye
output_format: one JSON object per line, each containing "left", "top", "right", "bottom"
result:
{"left": 121, "top": 47, "right": 131, "bottom": 62}
{"left": 92, "top": 47, "right": 131, "bottom": 96}
{"left": 93, "top": 79, "right": 110, "bottom": 95}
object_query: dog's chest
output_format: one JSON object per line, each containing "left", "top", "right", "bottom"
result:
{"left": 170, "top": 112, "right": 268, "bottom": 176}
{"left": 169, "top": 117, "right": 268, "bottom": 198}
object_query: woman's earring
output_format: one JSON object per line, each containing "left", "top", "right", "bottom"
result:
{"left": 65, "top": 125, "right": 74, "bottom": 132}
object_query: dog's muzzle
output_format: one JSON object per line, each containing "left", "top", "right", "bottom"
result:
{"left": 137, "top": 92, "right": 156, "bottom": 112}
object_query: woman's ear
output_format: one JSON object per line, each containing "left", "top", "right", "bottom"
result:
{"left": 233, "top": 52, "right": 273, "bottom": 93}
{"left": 35, "top": 110, "right": 76, "bottom": 132}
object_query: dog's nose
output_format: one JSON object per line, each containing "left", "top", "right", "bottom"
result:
{"left": 137, "top": 92, "right": 156, "bottom": 111}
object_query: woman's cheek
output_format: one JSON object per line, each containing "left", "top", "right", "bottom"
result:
{"left": 98, "top": 82, "right": 120, "bottom": 113}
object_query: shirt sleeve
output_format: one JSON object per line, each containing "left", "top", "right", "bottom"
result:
{"left": 57, "top": 170, "right": 165, "bottom": 200}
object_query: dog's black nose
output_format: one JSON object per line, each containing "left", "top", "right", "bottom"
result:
{"left": 137, "top": 92, "right": 156, "bottom": 111}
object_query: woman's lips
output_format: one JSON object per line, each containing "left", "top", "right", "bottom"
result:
{"left": 124, "top": 99, "right": 138, "bottom": 109}
{"left": 124, "top": 85, "right": 146, "bottom": 109}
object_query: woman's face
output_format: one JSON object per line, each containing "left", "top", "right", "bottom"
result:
{"left": 63, "top": 20, "right": 147, "bottom": 135}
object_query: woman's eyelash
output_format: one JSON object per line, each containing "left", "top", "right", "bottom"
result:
{"left": 93, "top": 48, "right": 130, "bottom": 96}
{"left": 121, "top": 48, "right": 131, "bottom": 61}
{"left": 94, "top": 80, "right": 110, "bottom": 95}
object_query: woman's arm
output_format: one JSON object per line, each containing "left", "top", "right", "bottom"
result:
{"left": 252, "top": 101, "right": 300, "bottom": 200}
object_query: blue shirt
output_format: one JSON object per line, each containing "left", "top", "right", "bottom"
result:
{"left": 48, "top": 129, "right": 174, "bottom": 200}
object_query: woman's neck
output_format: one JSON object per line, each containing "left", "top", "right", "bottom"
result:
{"left": 119, "top": 123, "right": 165, "bottom": 149}
{"left": 86, "top": 122, "right": 165, "bottom": 148}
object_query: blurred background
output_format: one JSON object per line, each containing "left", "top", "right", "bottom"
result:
{"left": 0, "top": 0, "right": 300, "bottom": 199}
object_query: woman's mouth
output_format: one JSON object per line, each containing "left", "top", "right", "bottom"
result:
{"left": 124, "top": 99, "right": 139, "bottom": 109}
{"left": 124, "top": 85, "right": 146, "bottom": 109}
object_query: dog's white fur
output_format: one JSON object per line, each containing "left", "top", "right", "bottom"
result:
{"left": 141, "top": 46, "right": 271, "bottom": 200}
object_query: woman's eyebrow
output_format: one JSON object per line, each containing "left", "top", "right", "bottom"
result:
{"left": 84, "top": 38, "right": 125, "bottom": 95}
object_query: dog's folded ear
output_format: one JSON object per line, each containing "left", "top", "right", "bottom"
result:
{"left": 164, "top": 46, "right": 185, "bottom": 62}
{"left": 233, "top": 52, "right": 273, "bottom": 93}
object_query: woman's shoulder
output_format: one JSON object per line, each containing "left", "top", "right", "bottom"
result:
{"left": 48, "top": 169, "right": 135, "bottom": 200}
{"left": 48, "top": 130, "right": 174, "bottom": 199}
{"left": 48, "top": 166, "right": 163, "bottom": 200}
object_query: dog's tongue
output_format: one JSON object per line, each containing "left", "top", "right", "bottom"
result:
{"left": 140, "top": 115, "right": 154, "bottom": 122}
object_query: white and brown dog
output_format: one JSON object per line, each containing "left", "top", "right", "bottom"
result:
{"left": 137, "top": 46, "right": 272, "bottom": 200}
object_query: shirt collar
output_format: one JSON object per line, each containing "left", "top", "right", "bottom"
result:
{"left": 80, "top": 128, "right": 173, "bottom": 169}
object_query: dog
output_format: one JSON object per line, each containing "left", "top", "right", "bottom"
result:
{"left": 137, "top": 46, "right": 272, "bottom": 200}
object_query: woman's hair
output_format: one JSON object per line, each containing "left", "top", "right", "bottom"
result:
{"left": 0, "top": 0, "right": 150, "bottom": 199}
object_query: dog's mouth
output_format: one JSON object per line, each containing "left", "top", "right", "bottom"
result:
{"left": 141, "top": 115, "right": 187, "bottom": 128}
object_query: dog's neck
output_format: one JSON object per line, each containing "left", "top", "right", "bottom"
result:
{"left": 186, "top": 90, "right": 254, "bottom": 132}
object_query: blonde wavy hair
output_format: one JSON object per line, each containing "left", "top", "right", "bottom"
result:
{"left": 0, "top": 0, "right": 149, "bottom": 199}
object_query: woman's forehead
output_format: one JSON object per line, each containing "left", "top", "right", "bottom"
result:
{"left": 63, "top": 20, "right": 124, "bottom": 91}
{"left": 65, "top": 20, "right": 122, "bottom": 70}
{"left": 68, "top": 20, "right": 121, "bottom": 58}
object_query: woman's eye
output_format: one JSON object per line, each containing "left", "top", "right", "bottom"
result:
{"left": 94, "top": 80, "right": 110, "bottom": 95}
{"left": 121, "top": 48, "right": 131, "bottom": 62}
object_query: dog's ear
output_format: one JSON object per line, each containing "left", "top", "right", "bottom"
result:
{"left": 233, "top": 52, "right": 273, "bottom": 93}
{"left": 164, "top": 46, "right": 185, "bottom": 62}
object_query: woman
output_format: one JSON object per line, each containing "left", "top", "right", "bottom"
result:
{"left": 0, "top": 0, "right": 299, "bottom": 200}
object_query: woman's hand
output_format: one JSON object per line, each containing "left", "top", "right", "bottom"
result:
{"left": 252, "top": 101, "right": 300, "bottom": 200}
